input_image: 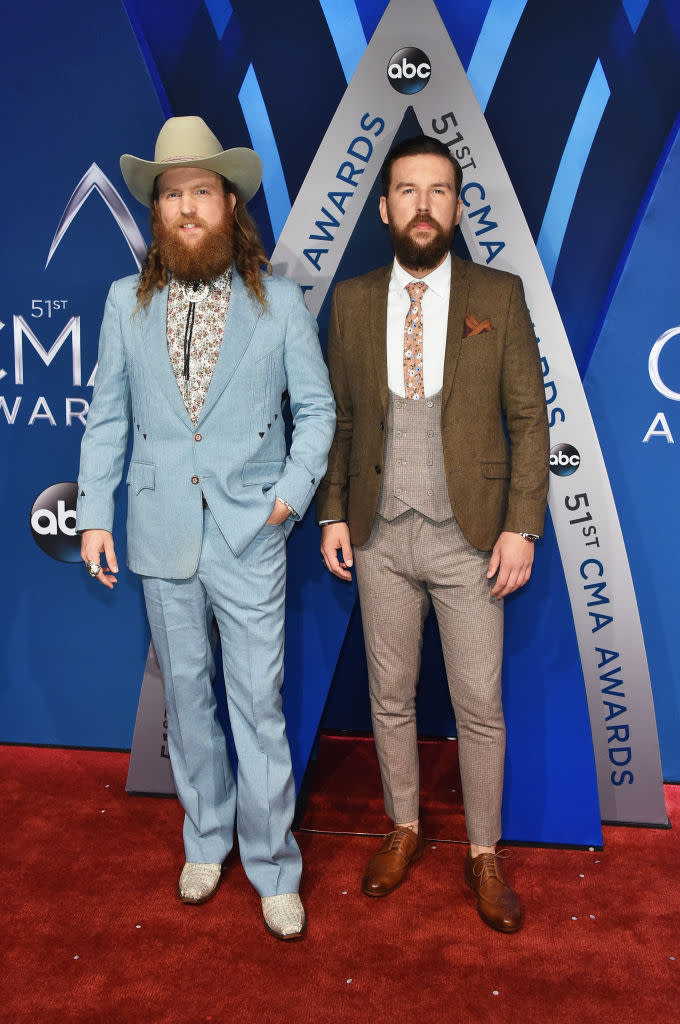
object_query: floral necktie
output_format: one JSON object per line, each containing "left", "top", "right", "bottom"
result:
{"left": 403, "top": 280, "right": 428, "bottom": 400}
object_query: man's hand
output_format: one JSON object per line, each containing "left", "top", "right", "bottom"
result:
{"left": 81, "top": 529, "right": 119, "bottom": 590}
{"left": 266, "top": 497, "right": 292, "bottom": 525}
{"left": 321, "top": 522, "right": 353, "bottom": 581}
{"left": 487, "top": 531, "right": 535, "bottom": 599}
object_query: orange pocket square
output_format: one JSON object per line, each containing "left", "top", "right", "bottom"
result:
{"left": 463, "top": 314, "right": 493, "bottom": 337}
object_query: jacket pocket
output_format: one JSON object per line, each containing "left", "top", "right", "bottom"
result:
{"left": 126, "top": 461, "right": 155, "bottom": 494}
{"left": 481, "top": 460, "right": 510, "bottom": 479}
{"left": 463, "top": 327, "right": 497, "bottom": 341}
{"left": 241, "top": 460, "right": 286, "bottom": 486}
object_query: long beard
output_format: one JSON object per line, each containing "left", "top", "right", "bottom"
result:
{"left": 388, "top": 213, "right": 455, "bottom": 273}
{"left": 154, "top": 208, "right": 234, "bottom": 283}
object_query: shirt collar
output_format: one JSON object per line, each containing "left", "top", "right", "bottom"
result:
{"left": 390, "top": 252, "right": 451, "bottom": 299}
{"left": 169, "top": 266, "right": 233, "bottom": 300}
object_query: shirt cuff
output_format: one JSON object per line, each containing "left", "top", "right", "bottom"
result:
{"left": 276, "top": 496, "right": 298, "bottom": 518}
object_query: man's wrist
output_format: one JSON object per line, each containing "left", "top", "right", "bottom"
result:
{"left": 276, "top": 497, "right": 297, "bottom": 519}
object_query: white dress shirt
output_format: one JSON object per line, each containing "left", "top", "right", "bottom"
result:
{"left": 387, "top": 253, "right": 451, "bottom": 398}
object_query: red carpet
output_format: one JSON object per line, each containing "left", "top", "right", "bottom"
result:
{"left": 302, "top": 733, "right": 467, "bottom": 839}
{"left": 1, "top": 740, "right": 678, "bottom": 1024}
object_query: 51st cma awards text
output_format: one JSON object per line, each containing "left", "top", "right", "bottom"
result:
{"left": 0, "top": 305, "right": 94, "bottom": 427}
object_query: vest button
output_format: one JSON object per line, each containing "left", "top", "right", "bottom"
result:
{"left": 194, "top": 433, "right": 202, "bottom": 442}
{"left": 427, "top": 430, "right": 434, "bottom": 437}
{"left": 191, "top": 475, "right": 199, "bottom": 484}
{"left": 427, "top": 401, "right": 434, "bottom": 408}
{"left": 427, "top": 490, "right": 433, "bottom": 497}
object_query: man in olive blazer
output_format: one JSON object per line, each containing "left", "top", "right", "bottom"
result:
{"left": 318, "top": 135, "right": 549, "bottom": 933}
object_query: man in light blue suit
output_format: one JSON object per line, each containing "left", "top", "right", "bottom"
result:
{"left": 77, "top": 117, "right": 335, "bottom": 940}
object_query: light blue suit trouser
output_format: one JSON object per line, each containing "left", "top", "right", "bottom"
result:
{"left": 141, "top": 509, "right": 302, "bottom": 897}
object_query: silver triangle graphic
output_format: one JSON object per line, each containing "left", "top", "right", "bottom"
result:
{"left": 271, "top": 0, "right": 665, "bottom": 825}
{"left": 126, "top": 640, "right": 176, "bottom": 796}
{"left": 46, "top": 163, "right": 147, "bottom": 270}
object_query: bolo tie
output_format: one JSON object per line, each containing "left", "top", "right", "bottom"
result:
{"left": 180, "top": 280, "right": 210, "bottom": 396}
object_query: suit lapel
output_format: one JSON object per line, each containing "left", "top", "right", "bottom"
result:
{"left": 369, "top": 266, "right": 391, "bottom": 415}
{"left": 198, "top": 267, "right": 261, "bottom": 424}
{"left": 142, "top": 284, "right": 194, "bottom": 429}
{"left": 441, "top": 254, "right": 470, "bottom": 410}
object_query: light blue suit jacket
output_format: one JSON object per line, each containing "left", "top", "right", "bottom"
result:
{"left": 77, "top": 267, "right": 335, "bottom": 578}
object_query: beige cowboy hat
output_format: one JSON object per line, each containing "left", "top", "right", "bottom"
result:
{"left": 120, "top": 115, "right": 263, "bottom": 207}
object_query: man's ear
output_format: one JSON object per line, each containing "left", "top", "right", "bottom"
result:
{"left": 379, "top": 194, "right": 389, "bottom": 225}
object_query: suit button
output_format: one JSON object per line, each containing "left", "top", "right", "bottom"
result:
{"left": 379, "top": 422, "right": 384, "bottom": 431}
{"left": 194, "top": 433, "right": 202, "bottom": 442}
{"left": 191, "top": 476, "right": 199, "bottom": 484}
{"left": 375, "top": 465, "right": 381, "bottom": 474}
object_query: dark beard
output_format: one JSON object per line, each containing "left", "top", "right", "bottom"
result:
{"left": 154, "top": 208, "right": 234, "bottom": 283}
{"left": 388, "top": 213, "right": 455, "bottom": 273}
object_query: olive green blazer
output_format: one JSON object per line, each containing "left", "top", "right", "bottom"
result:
{"left": 316, "top": 253, "right": 549, "bottom": 551}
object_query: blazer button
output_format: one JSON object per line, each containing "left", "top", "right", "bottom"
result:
{"left": 379, "top": 422, "right": 384, "bottom": 431}
{"left": 191, "top": 475, "right": 199, "bottom": 484}
{"left": 375, "top": 465, "right": 381, "bottom": 474}
{"left": 194, "top": 433, "right": 202, "bottom": 442}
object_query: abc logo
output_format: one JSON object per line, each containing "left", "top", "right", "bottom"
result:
{"left": 30, "top": 482, "right": 81, "bottom": 562}
{"left": 387, "top": 47, "right": 431, "bottom": 94}
{"left": 549, "top": 443, "right": 581, "bottom": 477}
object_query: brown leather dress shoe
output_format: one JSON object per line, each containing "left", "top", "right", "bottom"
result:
{"left": 362, "top": 827, "right": 424, "bottom": 897}
{"left": 464, "top": 850, "right": 522, "bottom": 933}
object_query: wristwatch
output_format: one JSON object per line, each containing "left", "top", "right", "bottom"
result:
{"left": 518, "top": 532, "right": 539, "bottom": 542}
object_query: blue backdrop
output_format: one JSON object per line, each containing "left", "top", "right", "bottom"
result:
{"left": 2, "top": 1, "right": 679, "bottom": 846}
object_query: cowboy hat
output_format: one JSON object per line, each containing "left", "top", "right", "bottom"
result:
{"left": 120, "top": 116, "right": 263, "bottom": 207}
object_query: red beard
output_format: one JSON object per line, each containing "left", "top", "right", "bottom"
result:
{"left": 154, "top": 207, "right": 234, "bottom": 283}
{"left": 387, "top": 212, "right": 456, "bottom": 273}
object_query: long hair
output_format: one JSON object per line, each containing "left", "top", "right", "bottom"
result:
{"left": 135, "top": 175, "right": 272, "bottom": 312}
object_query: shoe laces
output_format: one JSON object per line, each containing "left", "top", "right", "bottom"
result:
{"left": 472, "top": 849, "right": 510, "bottom": 884}
{"left": 385, "top": 827, "right": 417, "bottom": 852}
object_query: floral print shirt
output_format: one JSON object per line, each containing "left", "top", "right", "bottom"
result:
{"left": 166, "top": 269, "right": 232, "bottom": 424}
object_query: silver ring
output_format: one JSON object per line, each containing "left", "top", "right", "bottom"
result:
{"left": 86, "top": 560, "right": 102, "bottom": 578}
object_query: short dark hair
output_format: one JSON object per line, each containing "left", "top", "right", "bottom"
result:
{"left": 380, "top": 135, "right": 462, "bottom": 197}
